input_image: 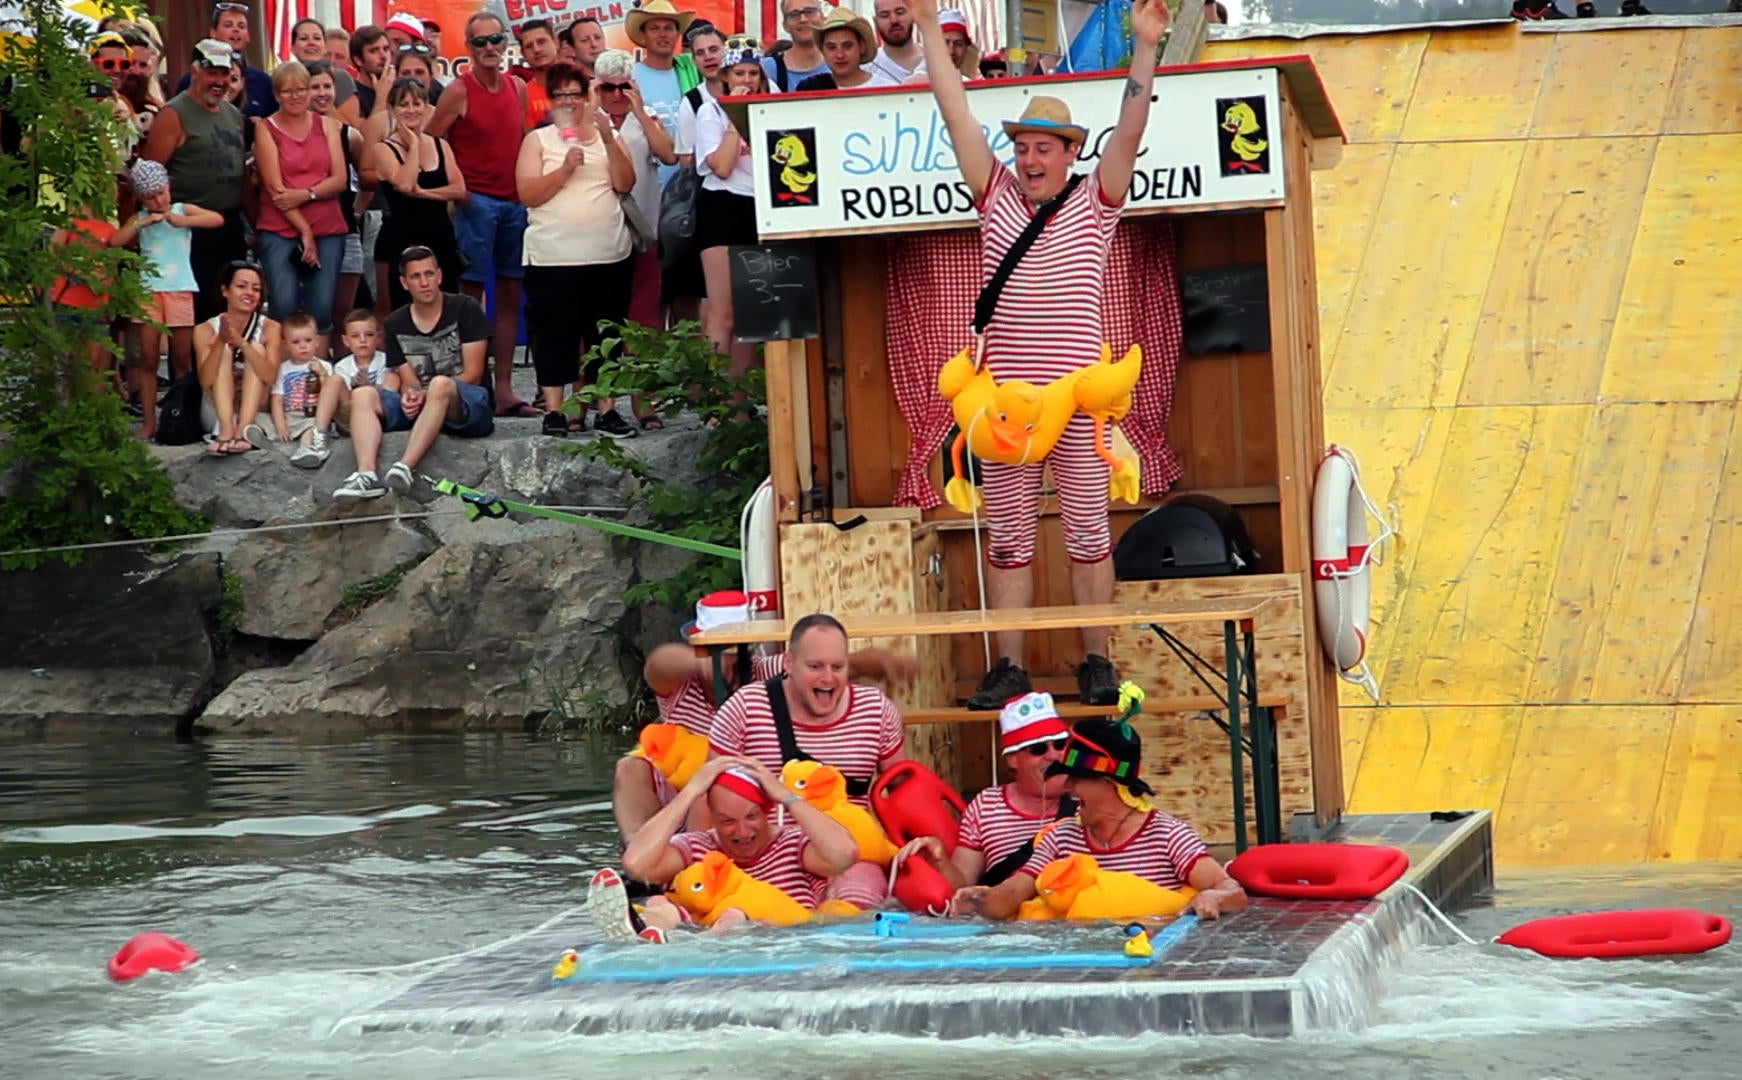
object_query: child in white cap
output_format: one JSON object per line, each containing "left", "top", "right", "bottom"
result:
{"left": 108, "top": 158, "right": 225, "bottom": 439}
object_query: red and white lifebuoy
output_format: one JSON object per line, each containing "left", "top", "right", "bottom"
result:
{"left": 740, "top": 477, "right": 780, "bottom": 619}
{"left": 1312, "top": 446, "right": 1383, "bottom": 695}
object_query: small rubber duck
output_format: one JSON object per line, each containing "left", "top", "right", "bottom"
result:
{"left": 552, "top": 948, "right": 580, "bottom": 980}
{"left": 1124, "top": 925, "right": 1154, "bottom": 958}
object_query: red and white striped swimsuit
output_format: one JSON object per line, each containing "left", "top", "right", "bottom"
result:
{"left": 708, "top": 682, "right": 906, "bottom": 809}
{"left": 671, "top": 826, "right": 824, "bottom": 907}
{"left": 1018, "top": 810, "right": 1211, "bottom": 890}
{"left": 958, "top": 785, "right": 1055, "bottom": 868}
{"left": 976, "top": 163, "right": 1124, "bottom": 567}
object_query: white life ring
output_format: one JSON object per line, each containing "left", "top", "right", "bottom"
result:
{"left": 740, "top": 477, "right": 781, "bottom": 619}
{"left": 1312, "top": 446, "right": 1375, "bottom": 684}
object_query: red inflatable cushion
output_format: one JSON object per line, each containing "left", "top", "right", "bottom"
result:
{"left": 1228, "top": 842, "right": 1409, "bottom": 901}
{"left": 1498, "top": 908, "right": 1732, "bottom": 959}
{"left": 871, "top": 761, "right": 967, "bottom": 854}
{"left": 108, "top": 932, "right": 199, "bottom": 981}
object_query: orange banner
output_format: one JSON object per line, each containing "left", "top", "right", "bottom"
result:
{"left": 390, "top": 0, "right": 743, "bottom": 77}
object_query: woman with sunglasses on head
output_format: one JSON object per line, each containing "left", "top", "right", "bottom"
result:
{"left": 695, "top": 39, "right": 769, "bottom": 385}
{"left": 516, "top": 62, "right": 639, "bottom": 438}
{"left": 896, "top": 692, "right": 1076, "bottom": 890}
{"left": 371, "top": 77, "right": 466, "bottom": 311}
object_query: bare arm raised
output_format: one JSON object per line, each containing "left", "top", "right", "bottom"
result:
{"left": 911, "top": 0, "right": 995, "bottom": 202}
{"left": 1098, "top": 0, "right": 1171, "bottom": 204}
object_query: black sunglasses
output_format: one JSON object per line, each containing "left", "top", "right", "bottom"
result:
{"left": 468, "top": 31, "right": 507, "bottom": 48}
{"left": 1024, "top": 738, "right": 1070, "bottom": 757}
{"left": 598, "top": 81, "right": 632, "bottom": 92}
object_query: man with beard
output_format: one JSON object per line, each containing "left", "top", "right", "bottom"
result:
{"left": 174, "top": 2, "right": 275, "bottom": 117}
{"left": 141, "top": 39, "right": 247, "bottom": 321}
{"left": 426, "top": 11, "right": 540, "bottom": 420}
{"left": 868, "top": 0, "right": 926, "bottom": 83}
{"left": 348, "top": 24, "right": 394, "bottom": 118}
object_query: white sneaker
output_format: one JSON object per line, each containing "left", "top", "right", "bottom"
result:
{"left": 242, "top": 422, "right": 273, "bottom": 450}
{"left": 587, "top": 868, "right": 648, "bottom": 944}
{"left": 332, "top": 470, "right": 385, "bottom": 501}
{"left": 384, "top": 461, "right": 414, "bottom": 495}
{"left": 290, "top": 431, "right": 330, "bottom": 469}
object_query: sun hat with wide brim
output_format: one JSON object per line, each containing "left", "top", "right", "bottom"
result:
{"left": 815, "top": 8, "right": 876, "bottom": 63}
{"left": 625, "top": 0, "right": 697, "bottom": 47}
{"left": 1002, "top": 95, "right": 1089, "bottom": 145}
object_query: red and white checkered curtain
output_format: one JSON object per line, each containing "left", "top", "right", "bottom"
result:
{"left": 883, "top": 218, "right": 1183, "bottom": 509}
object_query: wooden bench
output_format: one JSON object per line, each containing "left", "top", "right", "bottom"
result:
{"left": 902, "top": 693, "right": 1292, "bottom": 726}
{"left": 694, "top": 598, "right": 1285, "bottom": 849}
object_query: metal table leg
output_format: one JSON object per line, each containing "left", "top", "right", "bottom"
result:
{"left": 1244, "top": 622, "right": 1276, "bottom": 846}
{"left": 1224, "top": 619, "right": 1247, "bottom": 855}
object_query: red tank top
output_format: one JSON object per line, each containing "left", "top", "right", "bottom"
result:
{"left": 448, "top": 70, "right": 523, "bottom": 200}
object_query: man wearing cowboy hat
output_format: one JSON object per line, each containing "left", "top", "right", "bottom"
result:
{"left": 628, "top": 0, "right": 701, "bottom": 188}
{"left": 794, "top": 9, "right": 897, "bottom": 92}
{"left": 913, "top": 0, "right": 1170, "bottom": 714}
{"left": 950, "top": 716, "right": 1249, "bottom": 921}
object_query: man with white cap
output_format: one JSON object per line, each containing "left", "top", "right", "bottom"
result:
{"left": 609, "top": 756, "right": 860, "bottom": 934}
{"left": 896, "top": 691, "right": 1076, "bottom": 888}
{"left": 934, "top": 9, "right": 981, "bottom": 79}
{"left": 913, "top": 0, "right": 1172, "bottom": 714}
{"left": 384, "top": 12, "right": 429, "bottom": 50}
{"left": 174, "top": 3, "right": 275, "bottom": 118}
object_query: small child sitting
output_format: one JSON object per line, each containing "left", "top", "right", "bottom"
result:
{"left": 267, "top": 312, "right": 333, "bottom": 452}
{"left": 291, "top": 308, "right": 395, "bottom": 469}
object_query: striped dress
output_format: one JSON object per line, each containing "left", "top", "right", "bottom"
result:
{"left": 1019, "top": 810, "right": 1211, "bottom": 890}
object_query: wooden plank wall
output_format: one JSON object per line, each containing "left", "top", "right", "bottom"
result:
{"left": 1108, "top": 576, "right": 1313, "bottom": 846}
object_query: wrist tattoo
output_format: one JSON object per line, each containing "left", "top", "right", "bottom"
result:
{"left": 1123, "top": 77, "right": 1143, "bottom": 102}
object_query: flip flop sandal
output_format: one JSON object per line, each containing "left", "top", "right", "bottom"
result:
{"left": 638, "top": 415, "right": 664, "bottom": 430}
{"left": 497, "top": 400, "right": 544, "bottom": 419}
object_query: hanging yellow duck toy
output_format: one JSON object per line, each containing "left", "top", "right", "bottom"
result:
{"left": 937, "top": 343, "right": 1144, "bottom": 513}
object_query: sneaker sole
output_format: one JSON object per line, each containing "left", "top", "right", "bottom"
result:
{"left": 290, "top": 454, "right": 328, "bottom": 470}
{"left": 334, "top": 488, "right": 385, "bottom": 501}
{"left": 385, "top": 473, "right": 412, "bottom": 495}
{"left": 587, "top": 868, "right": 642, "bottom": 944}
{"left": 596, "top": 427, "right": 637, "bottom": 440}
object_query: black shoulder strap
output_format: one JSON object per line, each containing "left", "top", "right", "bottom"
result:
{"left": 775, "top": 52, "right": 789, "bottom": 92}
{"left": 971, "top": 171, "right": 1086, "bottom": 337}
{"left": 763, "top": 675, "right": 871, "bottom": 797}
{"left": 685, "top": 86, "right": 705, "bottom": 111}
{"left": 977, "top": 796, "right": 1079, "bottom": 887}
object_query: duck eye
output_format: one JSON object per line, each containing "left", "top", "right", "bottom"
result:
{"left": 689, "top": 881, "right": 704, "bottom": 892}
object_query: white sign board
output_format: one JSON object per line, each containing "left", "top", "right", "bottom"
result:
{"left": 750, "top": 67, "right": 1283, "bottom": 240}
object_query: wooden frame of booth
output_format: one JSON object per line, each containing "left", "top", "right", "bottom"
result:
{"left": 744, "top": 57, "right": 1347, "bottom": 847}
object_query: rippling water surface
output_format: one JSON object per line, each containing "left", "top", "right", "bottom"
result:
{"left": 2, "top": 733, "right": 1738, "bottom": 1079}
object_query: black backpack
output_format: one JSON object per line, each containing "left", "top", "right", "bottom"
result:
{"left": 1114, "top": 494, "right": 1260, "bottom": 580}
{"left": 657, "top": 87, "right": 709, "bottom": 270}
{"left": 154, "top": 371, "right": 205, "bottom": 446}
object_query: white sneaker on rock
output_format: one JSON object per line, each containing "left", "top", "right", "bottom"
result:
{"left": 242, "top": 422, "right": 273, "bottom": 450}
{"left": 384, "top": 462, "right": 414, "bottom": 495}
{"left": 332, "top": 471, "right": 385, "bottom": 501}
{"left": 290, "top": 431, "right": 330, "bottom": 469}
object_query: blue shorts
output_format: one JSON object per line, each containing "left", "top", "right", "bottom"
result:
{"left": 452, "top": 192, "right": 526, "bottom": 283}
{"left": 379, "top": 380, "right": 494, "bottom": 438}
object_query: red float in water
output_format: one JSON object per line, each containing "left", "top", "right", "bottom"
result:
{"left": 1498, "top": 908, "right": 1732, "bottom": 959}
{"left": 891, "top": 851, "right": 956, "bottom": 916}
{"left": 871, "top": 761, "right": 967, "bottom": 854}
{"left": 108, "top": 932, "right": 199, "bottom": 982}
{"left": 1228, "top": 842, "right": 1409, "bottom": 901}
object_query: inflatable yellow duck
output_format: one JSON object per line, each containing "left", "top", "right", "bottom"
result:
{"left": 780, "top": 760, "right": 900, "bottom": 868}
{"left": 551, "top": 948, "right": 580, "bottom": 980}
{"left": 631, "top": 723, "right": 711, "bottom": 791}
{"left": 1033, "top": 853, "right": 1197, "bottom": 920}
{"left": 669, "top": 850, "right": 814, "bottom": 927}
{"left": 937, "top": 344, "right": 1144, "bottom": 512}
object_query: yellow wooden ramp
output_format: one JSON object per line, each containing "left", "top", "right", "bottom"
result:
{"left": 1207, "top": 23, "right": 1742, "bottom": 867}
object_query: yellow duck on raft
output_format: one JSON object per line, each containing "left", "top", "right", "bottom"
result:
{"left": 937, "top": 343, "right": 1145, "bottom": 513}
{"left": 669, "top": 850, "right": 815, "bottom": 927}
{"left": 552, "top": 949, "right": 580, "bottom": 980}
{"left": 780, "top": 760, "right": 900, "bottom": 868}
{"left": 1033, "top": 853, "right": 1197, "bottom": 920}
{"left": 631, "top": 723, "right": 711, "bottom": 791}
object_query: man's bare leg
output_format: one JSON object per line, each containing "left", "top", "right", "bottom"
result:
{"left": 1071, "top": 556, "right": 1115, "bottom": 658}
{"left": 988, "top": 563, "right": 1034, "bottom": 667}
{"left": 396, "top": 376, "right": 456, "bottom": 470}
{"left": 491, "top": 276, "right": 528, "bottom": 413}
{"left": 613, "top": 756, "right": 663, "bottom": 838}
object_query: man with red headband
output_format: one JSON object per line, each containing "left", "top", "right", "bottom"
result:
{"left": 614, "top": 757, "right": 859, "bottom": 933}
{"left": 950, "top": 716, "right": 1248, "bottom": 921}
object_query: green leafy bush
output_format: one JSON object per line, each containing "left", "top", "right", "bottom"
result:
{"left": 0, "top": 3, "right": 204, "bottom": 568}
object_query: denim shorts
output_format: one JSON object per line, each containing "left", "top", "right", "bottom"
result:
{"left": 378, "top": 379, "right": 494, "bottom": 439}
{"left": 451, "top": 192, "right": 526, "bottom": 283}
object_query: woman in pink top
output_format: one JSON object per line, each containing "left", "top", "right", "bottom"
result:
{"left": 254, "top": 61, "right": 348, "bottom": 352}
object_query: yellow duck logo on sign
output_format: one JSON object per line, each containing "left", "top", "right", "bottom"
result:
{"left": 770, "top": 133, "right": 817, "bottom": 205}
{"left": 1220, "top": 102, "right": 1268, "bottom": 173}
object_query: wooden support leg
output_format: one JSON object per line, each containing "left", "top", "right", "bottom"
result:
{"left": 1224, "top": 618, "right": 1248, "bottom": 854}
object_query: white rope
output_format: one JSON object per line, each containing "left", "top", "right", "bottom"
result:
{"left": 1397, "top": 882, "right": 1480, "bottom": 945}
{"left": 325, "top": 906, "right": 582, "bottom": 976}
{"left": 963, "top": 407, "right": 999, "bottom": 784}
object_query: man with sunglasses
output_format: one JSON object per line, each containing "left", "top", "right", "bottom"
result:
{"left": 427, "top": 12, "right": 540, "bottom": 420}
{"left": 897, "top": 692, "right": 1077, "bottom": 890}
{"left": 174, "top": 3, "right": 275, "bottom": 118}
{"left": 762, "top": 0, "right": 830, "bottom": 91}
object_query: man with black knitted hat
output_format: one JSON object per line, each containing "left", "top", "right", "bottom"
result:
{"left": 950, "top": 701, "right": 1247, "bottom": 921}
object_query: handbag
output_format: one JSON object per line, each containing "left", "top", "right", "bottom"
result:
{"left": 620, "top": 190, "right": 657, "bottom": 254}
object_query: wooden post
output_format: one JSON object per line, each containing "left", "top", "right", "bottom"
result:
{"left": 764, "top": 339, "right": 802, "bottom": 525}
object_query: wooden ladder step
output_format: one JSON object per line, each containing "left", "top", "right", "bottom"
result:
{"left": 904, "top": 693, "right": 1290, "bottom": 726}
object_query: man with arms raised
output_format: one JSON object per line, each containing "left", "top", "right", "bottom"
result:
{"left": 427, "top": 12, "right": 540, "bottom": 420}
{"left": 607, "top": 757, "right": 858, "bottom": 936}
{"left": 914, "top": 0, "right": 1168, "bottom": 711}
{"left": 708, "top": 613, "right": 906, "bottom": 907}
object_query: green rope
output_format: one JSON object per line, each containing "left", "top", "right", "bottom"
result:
{"left": 431, "top": 479, "right": 742, "bottom": 562}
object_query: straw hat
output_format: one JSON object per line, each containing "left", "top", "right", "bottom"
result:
{"left": 625, "top": 0, "right": 697, "bottom": 47}
{"left": 816, "top": 8, "right": 875, "bottom": 62}
{"left": 1002, "top": 95, "right": 1088, "bottom": 145}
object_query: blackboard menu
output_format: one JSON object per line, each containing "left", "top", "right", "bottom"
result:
{"left": 729, "top": 242, "right": 819, "bottom": 343}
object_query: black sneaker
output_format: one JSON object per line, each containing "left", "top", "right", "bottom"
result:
{"left": 1077, "top": 653, "right": 1122, "bottom": 707}
{"left": 542, "top": 411, "right": 569, "bottom": 438}
{"left": 594, "top": 409, "right": 637, "bottom": 439}
{"left": 1512, "top": 0, "right": 1571, "bottom": 16}
{"left": 1576, "top": 1, "right": 1595, "bottom": 14}
{"left": 1620, "top": 0, "right": 1650, "bottom": 12}
{"left": 966, "top": 657, "right": 1033, "bottom": 711}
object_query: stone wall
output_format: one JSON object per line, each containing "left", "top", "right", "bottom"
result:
{"left": 0, "top": 419, "right": 710, "bottom": 736}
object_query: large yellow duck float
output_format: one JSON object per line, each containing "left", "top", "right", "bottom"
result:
{"left": 937, "top": 342, "right": 1144, "bottom": 512}
{"left": 631, "top": 723, "right": 711, "bottom": 791}
{"left": 1033, "top": 853, "right": 1197, "bottom": 920}
{"left": 669, "top": 850, "right": 815, "bottom": 927}
{"left": 781, "top": 760, "right": 900, "bottom": 868}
